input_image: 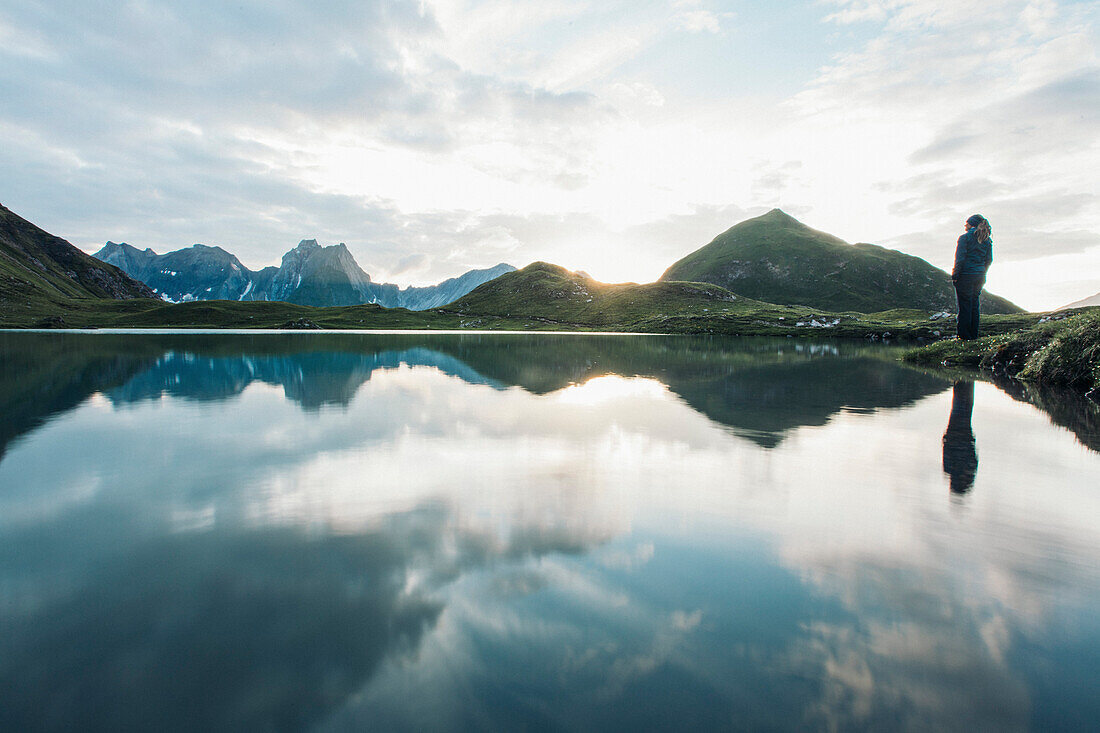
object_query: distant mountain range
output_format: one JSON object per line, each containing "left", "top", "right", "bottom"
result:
{"left": 660, "top": 209, "right": 1021, "bottom": 314}
{"left": 94, "top": 240, "right": 516, "bottom": 310}
{"left": 1059, "top": 291, "right": 1100, "bottom": 310}
{"left": 3, "top": 202, "right": 1032, "bottom": 327}
{"left": 0, "top": 203, "right": 154, "bottom": 314}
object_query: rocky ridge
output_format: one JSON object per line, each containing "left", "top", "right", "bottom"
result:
{"left": 95, "top": 239, "right": 515, "bottom": 310}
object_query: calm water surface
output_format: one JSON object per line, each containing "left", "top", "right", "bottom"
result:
{"left": 1, "top": 332, "right": 1098, "bottom": 732}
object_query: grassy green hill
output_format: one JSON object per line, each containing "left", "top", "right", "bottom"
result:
{"left": 444, "top": 261, "right": 797, "bottom": 328}
{"left": 0, "top": 203, "right": 154, "bottom": 308}
{"left": 660, "top": 209, "right": 1021, "bottom": 314}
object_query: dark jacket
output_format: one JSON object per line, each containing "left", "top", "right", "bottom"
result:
{"left": 953, "top": 230, "right": 992, "bottom": 277}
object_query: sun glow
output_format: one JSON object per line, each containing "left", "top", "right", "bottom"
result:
{"left": 554, "top": 375, "right": 669, "bottom": 406}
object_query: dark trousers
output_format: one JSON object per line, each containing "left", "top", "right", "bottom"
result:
{"left": 954, "top": 274, "right": 985, "bottom": 340}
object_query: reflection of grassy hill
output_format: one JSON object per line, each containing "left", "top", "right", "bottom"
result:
{"left": 991, "top": 375, "right": 1100, "bottom": 453}
{"left": 660, "top": 209, "right": 1021, "bottom": 314}
{"left": 0, "top": 334, "right": 160, "bottom": 459}
{"left": 430, "top": 335, "right": 949, "bottom": 447}
{"left": 0, "top": 332, "right": 948, "bottom": 451}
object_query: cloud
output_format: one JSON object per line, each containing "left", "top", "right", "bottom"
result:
{"left": 390, "top": 252, "right": 431, "bottom": 276}
{"left": 673, "top": 10, "right": 727, "bottom": 34}
{"left": 794, "top": 0, "right": 1100, "bottom": 307}
{"left": 0, "top": 0, "right": 613, "bottom": 274}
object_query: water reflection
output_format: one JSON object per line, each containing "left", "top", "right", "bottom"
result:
{"left": 992, "top": 374, "right": 1100, "bottom": 454}
{"left": 943, "top": 380, "right": 978, "bottom": 494}
{"left": 1, "top": 332, "right": 1099, "bottom": 731}
{"left": 0, "top": 332, "right": 948, "bottom": 452}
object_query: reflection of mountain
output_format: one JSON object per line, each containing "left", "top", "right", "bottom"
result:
{"left": 433, "top": 336, "right": 951, "bottom": 448}
{"left": 0, "top": 334, "right": 158, "bottom": 460}
{"left": 1, "top": 333, "right": 952, "bottom": 455}
{"left": 108, "top": 347, "right": 502, "bottom": 410}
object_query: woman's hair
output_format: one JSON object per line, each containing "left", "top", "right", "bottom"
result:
{"left": 967, "top": 214, "right": 992, "bottom": 243}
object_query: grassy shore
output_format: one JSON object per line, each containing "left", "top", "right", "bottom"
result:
{"left": 0, "top": 289, "right": 1037, "bottom": 340}
{"left": 903, "top": 308, "right": 1100, "bottom": 397}
{"left": 4, "top": 289, "right": 1097, "bottom": 398}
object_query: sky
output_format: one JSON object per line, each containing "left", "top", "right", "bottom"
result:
{"left": 1, "top": 0, "right": 1097, "bottom": 310}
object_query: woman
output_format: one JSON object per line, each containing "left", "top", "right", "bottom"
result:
{"left": 952, "top": 214, "right": 993, "bottom": 340}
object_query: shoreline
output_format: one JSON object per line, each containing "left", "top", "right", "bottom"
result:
{"left": 3, "top": 295, "right": 1096, "bottom": 398}
{"left": 903, "top": 308, "right": 1100, "bottom": 400}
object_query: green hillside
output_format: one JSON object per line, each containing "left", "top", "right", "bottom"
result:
{"left": 445, "top": 261, "right": 790, "bottom": 327}
{"left": 660, "top": 209, "right": 1021, "bottom": 314}
{"left": 0, "top": 203, "right": 154, "bottom": 306}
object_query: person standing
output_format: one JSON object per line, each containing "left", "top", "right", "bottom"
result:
{"left": 952, "top": 214, "right": 993, "bottom": 340}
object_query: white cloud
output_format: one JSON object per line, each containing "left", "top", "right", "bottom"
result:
{"left": 790, "top": 0, "right": 1100, "bottom": 308}
{"left": 673, "top": 10, "right": 726, "bottom": 34}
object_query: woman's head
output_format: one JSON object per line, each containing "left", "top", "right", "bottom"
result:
{"left": 966, "top": 214, "right": 991, "bottom": 242}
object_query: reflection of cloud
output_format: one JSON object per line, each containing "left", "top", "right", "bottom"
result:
{"left": 786, "top": 603, "right": 1030, "bottom": 732}
{"left": 0, "top": 512, "right": 446, "bottom": 731}
{"left": 489, "top": 569, "right": 548, "bottom": 598}
{"left": 0, "top": 494, "right": 616, "bottom": 731}
{"left": 753, "top": 385, "right": 1100, "bottom": 730}
{"left": 670, "top": 609, "right": 702, "bottom": 631}
{"left": 598, "top": 541, "right": 656, "bottom": 571}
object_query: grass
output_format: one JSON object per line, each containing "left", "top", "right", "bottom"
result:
{"left": 0, "top": 294, "right": 471, "bottom": 330}
{"left": 904, "top": 308, "right": 1100, "bottom": 395}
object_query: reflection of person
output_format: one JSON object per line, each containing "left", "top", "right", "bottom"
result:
{"left": 942, "top": 380, "right": 977, "bottom": 494}
{"left": 952, "top": 214, "right": 993, "bottom": 340}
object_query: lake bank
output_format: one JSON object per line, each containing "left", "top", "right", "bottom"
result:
{"left": 903, "top": 308, "right": 1100, "bottom": 399}
{"left": 6, "top": 294, "right": 1097, "bottom": 399}
{"left": 0, "top": 291, "right": 1044, "bottom": 338}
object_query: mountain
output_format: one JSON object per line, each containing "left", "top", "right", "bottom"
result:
{"left": 96, "top": 241, "right": 254, "bottom": 302}
{"left": 446, "top": 261, "right": 766, "bottom": 326}
{"left": 390, "top": 264, "right": 518, "bottom": 310}
{"left": 1059, "top": 291, "right": 1100, "bottom": 310}
{"left": 94, "top": 239, "right": 516, "bottom": 309}
{"left": 267, "top": 240, "right": 377, "bottom": 307}
{"left": 660, "top": 209, "right": 1022, "bottom": 314}
{"left": 0, "top": 204, "right": 154, "bottom": 305}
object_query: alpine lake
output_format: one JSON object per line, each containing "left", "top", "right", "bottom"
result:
{"left": 1, "top": 330, "right": 1098, "bottom": 733}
